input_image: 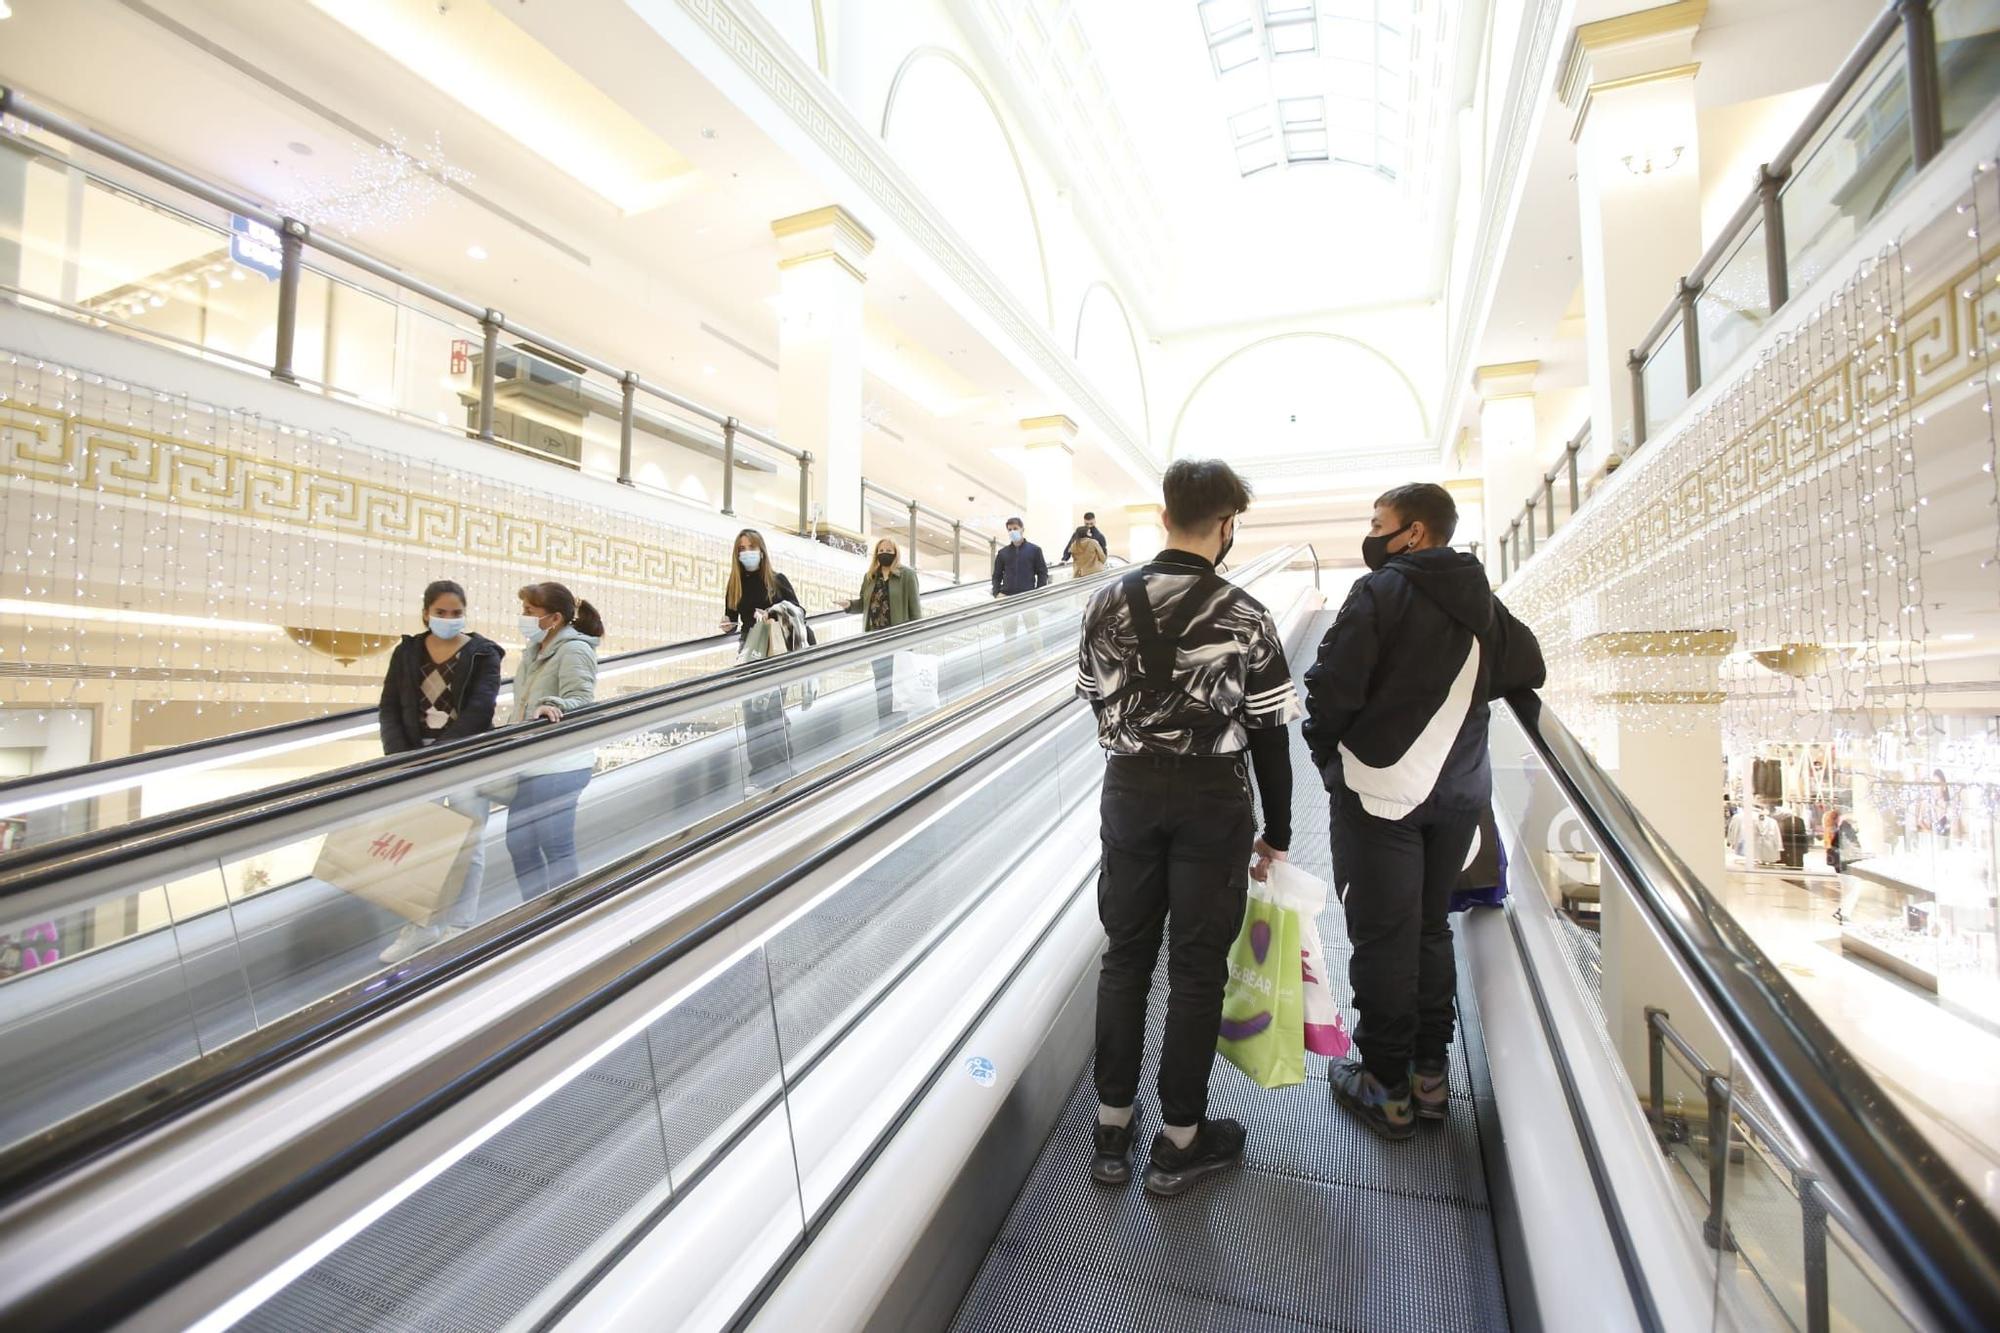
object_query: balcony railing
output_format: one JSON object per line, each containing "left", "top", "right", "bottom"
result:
{"left": 0, "top": 87, "right": 1006, "bottom": 570}
{"left": 1497, "top": 0, "right": 1998, "bottom": 583}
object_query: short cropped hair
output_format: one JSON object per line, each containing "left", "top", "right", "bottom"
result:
{"left": 1163, "top": 459, "right": 1253, "bottom": 533}
{"left": 1375, "top": 482, "right": 1457, "bottom": 544}
{"left": 1006, "top": 516, "right": 1024, "bottom": 529}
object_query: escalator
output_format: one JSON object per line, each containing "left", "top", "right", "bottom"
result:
{"left": 0, "top": 569, "right": 1021, "bottom": 852}
{"left": 2, "top": 550, "right": 1996, "bottom": 1333}
{"left": 0, "top": 549, "right": 1154, "bottom": 1172}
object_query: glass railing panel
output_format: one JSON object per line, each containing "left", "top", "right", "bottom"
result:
{"left": 1937, "top": 0, "right": 2000, "bottom": 144}
{"left": 222, "top": 944, "right": 803, "bottom": 1332}
{"left": 1642, "top": 321, "right": 1689, "bottom": 443}
{"left": 1782, "top": 33, "right": 1914, "bottom": 296}
{"left": 1696, "top": 220, "right": 1771, "bottom": 386}
{"left": 0, "top": 861, "right": 236, "bottom": 1152}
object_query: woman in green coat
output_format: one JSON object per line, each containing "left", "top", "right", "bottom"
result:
{"left": 856, "top": 536, "right": 921, "bottom": 721}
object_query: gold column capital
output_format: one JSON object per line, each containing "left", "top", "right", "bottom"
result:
{"left": 1557, "top": 1, "right": 1706, "bottom": 142}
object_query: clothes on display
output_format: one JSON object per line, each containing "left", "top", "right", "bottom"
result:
{"left": 1776, "top": 809, "right": 1810, "bottom": 869}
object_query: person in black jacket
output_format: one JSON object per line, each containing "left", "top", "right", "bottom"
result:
{"left": 1303, "top": 483, "right": 1544, "bottom": 1141}
{"left": 992, "top": 517, "right": 1050, "bottom": 597}
{"left": 1062, "top": 511, "right": 1109, "bottom": 564}
{"left": 376, "top": 578, "right": 505, "bottom": 962}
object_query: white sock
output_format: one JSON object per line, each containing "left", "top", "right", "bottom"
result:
{"left": 1162, "top": 1122, "right": 1198, "bottom": 1150}
{"left": 1097, "top": 1103, "right": 1133, "bottom": 1129}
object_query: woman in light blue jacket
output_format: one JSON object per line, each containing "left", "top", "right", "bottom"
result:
{"left": 506, "top": 581, "right": 602, "bottom": 901}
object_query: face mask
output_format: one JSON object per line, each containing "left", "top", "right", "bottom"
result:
{"left": 519, "top": 614, "right": 548, "bottom": 644}
{"left": 428, "top": 616, "right": 465, "bottom": 640}
{"left": 1216, "top": 528, "right": 1235, "bottom": 568}
{"left": 1362, "top": 523, "right": 1413, "bottom": 572}
{"left": 877, "top": 551, "right": 895, "bottom": 567}
{"left": 1008, "top": 530, "right": 1024, "bottom": 545}
{"left": 738, "top": 549, "right": 762, "bottom": 572}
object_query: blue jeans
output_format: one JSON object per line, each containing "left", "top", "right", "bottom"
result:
{"left": 505, "top": 768, "right": 591, "bottom": 902}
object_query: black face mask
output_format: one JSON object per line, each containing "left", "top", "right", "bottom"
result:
{"left": 1362, "top": 523, "right": 1413, "bottom": 571}
{"left": 1215, "top": 520, "right": 1235, "bottom": 569}
{"left": 877, "top": 551, "right": 895, "bottom": 567}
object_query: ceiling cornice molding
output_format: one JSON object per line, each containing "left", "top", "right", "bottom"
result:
{"left": 669, "top": 0, "right": 1159, "bottom": 482}
{"left": 1433, "top": 0, "right": 1571, "bottom": 466}
{"left": 1556, "top": 0, "right": 1709, "bottom": 105}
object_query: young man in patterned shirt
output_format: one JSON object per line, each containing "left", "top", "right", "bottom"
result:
{"left": 1075, "top": 458, "right": 1299, "bottom": 1198}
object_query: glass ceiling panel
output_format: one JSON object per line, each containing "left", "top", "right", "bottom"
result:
{"left": 1211, "top": 0, "right": 1412, "bottom": 178}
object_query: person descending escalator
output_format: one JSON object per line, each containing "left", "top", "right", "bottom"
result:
{"left": 1303, "top": 483, "right": 1545, "bottom": 1141}
{"left": 375, "top": 578, "right": 505, "bottom": 962}
{"left": 723, "top": 529, "right": 806, "bottom": 789}
{"left": 1070, "top": 533, "right": 1107, "bottom": 578}
{"left": 505, "top": 582, "right": 602, "bottom": 902}
{"left": 850, "top": 536, "right": 922, "bottom": 725}
{"left": 1076, "top": 459, "right": 1297, "bottom": 1198}
{"left": 1062, "top": 510, "right": 1109, "bottom": 564}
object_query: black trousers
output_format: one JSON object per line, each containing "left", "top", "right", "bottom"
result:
{"left": 1329, "top": 785, "right": 1477, "bottom": 1085}
{"left": 1095, "top": 753, "right": 1254, "bottom": 1128}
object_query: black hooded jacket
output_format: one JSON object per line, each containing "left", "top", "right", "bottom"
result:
{"left": 1302, "top": 548, "right": 1544, "bottom": 817}
{"left": 378, "top": 632, "right": 506, "bottom": 755}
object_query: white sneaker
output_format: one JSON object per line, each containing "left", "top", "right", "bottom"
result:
{"left": 378, "top": 923, "right": 439, "bottom": 964}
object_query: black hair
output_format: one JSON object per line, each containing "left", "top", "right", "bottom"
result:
{"left": 1083, "top": 511, "right": 1095, "bottom": 521}
{"left": 421, "top": 579, "right": 466, "bottom": 617}
{"left": 1162, "top": 458, "right": 1252, "bottom": 533}
{"left": 519, "top": 581, "right": 606, "bottom": 638}
{"left": 1375, "top": 482, "right": 1458, "bottom": 544}
{"left": 1006, "top": 516, "right": 1024, "bottom": 529}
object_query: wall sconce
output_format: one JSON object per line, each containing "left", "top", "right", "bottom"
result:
{"left": 1621, "top": 146, "right": 1685, "bottom": 175}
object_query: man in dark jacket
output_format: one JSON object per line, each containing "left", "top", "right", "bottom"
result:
{"left": 992, "top": 516, "right": 1050, "bottom": 597}
{"left": 1062, "top": 512, "right": 1109, "bottom": 564}
{"left": 1303, "top": 482, "right": 1544, "bottom": 1141}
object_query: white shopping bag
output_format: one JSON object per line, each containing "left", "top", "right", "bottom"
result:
{"left": 1266, "top": 860, "right": 1352, "bottom": 1059}
{"left": 892, "top": 650, "right": 941, "bottom": 713}
{"left": 314, "top": 800, "right": 479, "bottom": 926}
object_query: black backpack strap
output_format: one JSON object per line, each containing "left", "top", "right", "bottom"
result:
{"left": 1109, "top": 569, "right": 1224, "bottom": 701}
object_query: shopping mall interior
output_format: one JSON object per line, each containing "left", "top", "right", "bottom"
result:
{"left": 2, "top": 0, "right": 1999, "bottom": 1328}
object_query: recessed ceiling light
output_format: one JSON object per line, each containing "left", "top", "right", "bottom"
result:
{"left": 0, "top": 2, "right": 15, "bottom": 19}
{"left": 701, "top": 127, "right": 719, "bottom": 140}
{"left": 702, "top": 365, "right": 716, "bottom": 376}
{"left": 466, "top": 244, "right": 488, "bottom": 260}
{"left": 287, "top": 141, "right": 313, "bottom": 156}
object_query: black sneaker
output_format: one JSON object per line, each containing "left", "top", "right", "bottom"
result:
{"left": 1091, "top": 1117, "right": 1137, "bottom": 1186}
{"left": 1330, "top": 1058, "right": 1415, "bottom": 1142}
{"left": 1142, "top": 1118, "right": 1246, "bottom": 1198}
{"left": 1411, "top": 1061, "right": 1449, "bottom": 1122}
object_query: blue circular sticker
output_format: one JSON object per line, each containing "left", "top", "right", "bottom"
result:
{"left": 964, "top": 1055, "right": 996, "bottom": 1087}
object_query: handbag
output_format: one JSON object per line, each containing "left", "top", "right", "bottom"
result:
{"left": 1268, "top": 860, "right": 1351, "bottom": 1059}
{"left": 891, "top": 649, "right": 941, "bottom": 713}
{"left": 313, "top": 800, "right": 479, "bottom": 926}
{"left": 1216, "top": 877, "right": 1307, "bottom": 1088}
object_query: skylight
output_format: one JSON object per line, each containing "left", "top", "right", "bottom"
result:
{"left": 1200, "top": 0, "right": 1414, "bottom": 179}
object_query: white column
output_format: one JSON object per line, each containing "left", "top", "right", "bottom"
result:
{"left": 1124, "top": 502, "right": 1163, "bottom": 564}
{"left": 1587, "top": 629, "right": 1734, "bottom": 1094}
{"left": 1559, "top": 1, "right": 1707, "bottom": 460}
{"left": 772, "top": 206, "right": 874, "bottom": 537}
{"left": 1019, "top": 415, "right": 1077, "bottom": 557}
{"left": 1475, "top": 361, "right": 1538, "bottom": 571}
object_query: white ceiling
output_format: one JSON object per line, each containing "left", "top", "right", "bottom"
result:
{"left": 0, "top": 0, "right": 1143, "bottom": 532}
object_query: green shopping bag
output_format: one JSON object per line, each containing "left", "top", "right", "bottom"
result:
{"left": 1216, "top": 882, "right": 1306, "bottom": 1088}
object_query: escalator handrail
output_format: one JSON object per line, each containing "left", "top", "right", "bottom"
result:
{"left": 0, "top": 553, "right": 1159, "bottom": 905}
{"left": 0, "top": 578, "right": 1003, "bottom": 821}
{"left": 0, "top": 547, "right": 1284, "bottom": 1332}
{"left": 1502, "top": 694, "right": 2000, "bottom": 1331}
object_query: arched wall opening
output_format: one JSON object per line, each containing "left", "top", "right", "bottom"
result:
{"left": 1170, "top": 333, "right": 1430, "bottom": 461}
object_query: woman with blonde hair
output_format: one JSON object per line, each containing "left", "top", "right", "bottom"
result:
{"left": 1070, "top": 534, "right": 1107, "bottom": 577}
{"left": 721, "top": 528, "right": 802, "bottom": 787}
{"left": 853, "top": 535, "right": 922, "bottom": 721}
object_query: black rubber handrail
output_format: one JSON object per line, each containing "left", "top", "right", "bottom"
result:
{"left": 0, "top": 578, "right": 1002, "bottom": 821}
{"left": 0, "top": 554, "right": 1145, "bottom": 905}
{"left": 1503, "top": 694, "right": 2000, "bottom": 1331}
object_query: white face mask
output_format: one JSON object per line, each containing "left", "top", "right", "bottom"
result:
{"left": 1008, "top": 530, "right": 1024, "bottom": 545}
{"left": 519, "top": 614, "right": 548, "bottom": 645}
{"left": 738, "top": 549, "right": 763, "bottom": 572}
{"left": 428, "top": 616, "right": 465, "bottom": 640}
